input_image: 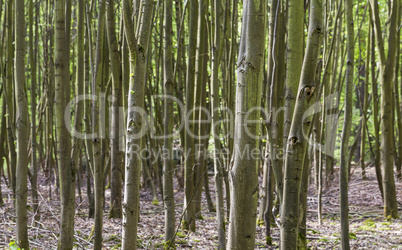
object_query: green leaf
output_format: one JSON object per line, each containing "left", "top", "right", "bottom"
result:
{"left": 9, "top": 241, "right": 20, "bottom": 250}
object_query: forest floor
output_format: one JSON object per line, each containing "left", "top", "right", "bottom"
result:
{"left": 0, "top": 164, "right": 402, "bottom": 249}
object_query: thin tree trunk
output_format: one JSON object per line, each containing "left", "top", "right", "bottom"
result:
{"left": 203, "top": 158, "right": 215, "bottom": 212}
{"left": 360, "top": 19, "right": 370, "bottom": 181}
{"left": 369, "top": 16, "right": 383, "bottom": 198}
{"left": 393, "top": 8, "right": 402, "bottom": 180}
{"left": 84, "top": 12, "right": 95, "bottom": 218}
{"left": 280, "top": 0, "right": 322, "bottom": 248}
{"left": 183, "top": 0, "right": 198, "bottom": 232}
{"left": 0, "top": 99, "right": 6, "bottom": 206}
{"left": 15, "top": 0, "right": 29, "bottom": 247}
{"left": 227, "top": 1, "right": 265, "bottom": 249}
{"left": 339, "top": 0, "right": 354, "bottom": 248}
{"left": 0, "top": 1, "right": 5, "bottom": 204}
{"left": 194, "top": 2, "right": 209, "bottom": 218}
{"left": 211, "top": 0, "right": 225, "bottom": 247}
{"left": 264, "top": 161, "right": 273, "bottom": 245}
{"left": 297, "top": 147, "right": 311, "bottom": 249}
{"left": 318, "top": 99, "right": 324, "bottom": 224}
{"left": 74, "top": 0, "right": 85, "bottom": 205}
{"left": 107, "top": 0, "right": 124, "bottom": 219}
{"left": 259, "top": 0, "right": 280, "bottom": 225}
{"left": 121, "top": 0, "right": 154, "bottom": 249}
{"left": 54, "top": 0, "right": 74, "bottom": 248}
{"left": 162, "top": 0, "right": 176, "bottom": 245}
{"left": 92, "top": 0, "right": 107, "bottom": 247}
{"left": 370, "top": 0, "right": 399, "bottom": 219}
{"left": 6, "top": 0, "right": 16, "bottom": 199}
{"left": 29, "top": 0, "right": 39, "bottom": 222}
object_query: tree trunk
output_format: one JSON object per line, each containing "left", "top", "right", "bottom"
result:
{"left": 194, "top": 2, "right": 209, "bottom": 218}
{"left": 283, "top": 0, "right": 304, "bottom": 166}
{"left": 370, "top": 0, "right": 399, "bottom": 219}
{"left": 264, "top": 161, "right": 273, "bottom": 245}
{"left": 393, "top": 7, "right": 402, "bottom": 180}
{"left": 84, "top": 15, "right": 95, "bottom": 218}
{"left": 6, "top": 0, "right": 16, "bottom": 199}
{"left": 0, "top": 99, "right": 6, "bottom": 206}
{"left": 29, "top": 0, "right": 39, "bottom": 222}
{"left": 92, "top": 0, "right": 107, "bottom": 247}
{"left": 54, "top": 0, "right": 74, "bottom": 248}
{"left": 15, "top": 0, "right": 29, "bottom": 248}
{"left": 227, "top": 1, "right": 265, "bottom": 249}
{"left": 360, "top": 19, "right": 370, "bottom": 181}
{"left": 183, "top": 0, "right": 198, "bottom": 232}
{"left": 107, "top": 0, "right": 124, "bottom": 219}
{"left": 280, "top": 0, "right": 322, "bottom": 248}
{"left": 122, "top": 0, "right": 154, "bottom": 249}
{"left": 259, "top": 0, "right": 280, "bottom": 225}
{"left": 162, "top": 0, "right": 176, "bottom": 245}
{"left": 297, "top": 148, "right": 310, "bottom": 249}
{"left": 211, "top": 0, "right": 225, "bottom": 247}
{"left": 369, "top": 16, "right": 383, "bottom": 198}
{"left": 339, "top": 0, "right": 354, "bottom": 248}
{"left": 183, "top": 0, "right": 198, "bottom": 231}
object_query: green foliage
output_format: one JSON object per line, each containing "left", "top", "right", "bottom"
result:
{"left": 349, "top": 232, "right": 357, "bottom": 240}
{"left": 358, "top": 219, "right": 376, "bottom": 231}
{"left": 162, "top": 240, "right": 176, "bottom": 250}
{"left": 256, "top": 218, "right": 265, "bottom": 227}
{"left": 297, "top": 232, "right": 307, "bottom": 249}
{"left": 181, "top": 220, "right": 189, "bottom": 231}
{"left": 307, "top": 228, "right": 319, "bottom": 234}
{"left": 176, "top": 231, "right": 186, "bottom": 238}
{"left": 265, "top": 236, "right": 272, "bottom": 245}
{"left": 363, "top": 219, "right": 376, "bottom": 227}
{"left": 111, "top": 244, "right": 121, "bottom": 249}
{"left": 176, "top": 239, "right": 187, "bottom": 245}
{"left": 136, "top": 237, "right": 144, "bottom": 248}
{"left": 105, "top": 234, "right": 119, "bottom": 242}
{"left": 8, "top": 241, "right": 20, "bottom": 250}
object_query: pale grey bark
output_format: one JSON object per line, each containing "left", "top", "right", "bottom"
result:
{"left": 163, "top": 0, "right": 176, "bottom": 246}
{"left": 122, "top": 0, "right": 154, "bottom": 249}
{"left": 280, "top": 0, "right": 322, "bottom": 248}
{"left": 227, "top": 1, "right": 265, "bottom": 249}
{"left": 92, "top": 0, "right": 106, "bottom": 247}
{"left": 283, "top": 0, "right": 304, "bottom": 165}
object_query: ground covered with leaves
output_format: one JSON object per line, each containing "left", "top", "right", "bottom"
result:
{"left": 0, "top": 165, "right": 401, "bottom": 249}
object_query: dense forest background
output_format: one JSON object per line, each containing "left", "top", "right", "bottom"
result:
{"left": 0, "top": 0, "right": 401, "bottom": 249}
